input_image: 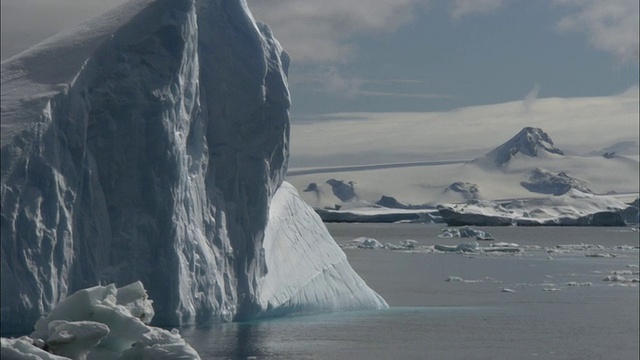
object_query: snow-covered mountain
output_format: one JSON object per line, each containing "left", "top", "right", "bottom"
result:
{"left": 472, "top": 127, "right": 564, "bottom": 168}
{"left": 1, "top": 0, "right": 386, "bottom": 335}
{"left": 288, "top": 126, "right": 638, "bottom": 209}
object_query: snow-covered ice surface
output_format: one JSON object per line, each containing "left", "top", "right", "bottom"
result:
{"left": 437, "top": 190, "right": 634, "bottom": 226}
{"left": 1, "top": 0, "right": 386, "bottom": 335}
{"left": 257, "top": 183, "right": 387, "bottom": 316}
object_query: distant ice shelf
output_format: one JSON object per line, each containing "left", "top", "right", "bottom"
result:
{"left": 437, "top": 190, "right": 638, "bottom": 226}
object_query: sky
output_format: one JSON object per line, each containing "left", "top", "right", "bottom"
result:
{"left": 1, "top": 0, "right": 638, "bottom": 119}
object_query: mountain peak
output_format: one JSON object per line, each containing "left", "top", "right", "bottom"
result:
{"left": 479, "top": 127, "right": 564, "bottom": 167}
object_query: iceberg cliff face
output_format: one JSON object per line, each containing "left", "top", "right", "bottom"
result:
{"left": 1, "top": 0, "right": 386, "bottom": 334}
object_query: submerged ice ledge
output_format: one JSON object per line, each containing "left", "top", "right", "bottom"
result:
{"left": 1, "top": 0, "right": 386, "bottom": 335}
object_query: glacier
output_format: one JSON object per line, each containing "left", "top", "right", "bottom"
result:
{"left": 1, "top": 0, "right": 387, "bottom": 335}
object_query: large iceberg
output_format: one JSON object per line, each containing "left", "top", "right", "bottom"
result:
{"left": 1, "top": 0, "right": 386, "bottom": 335}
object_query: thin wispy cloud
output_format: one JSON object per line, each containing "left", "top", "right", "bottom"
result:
{"left": 554, "top": 0, "right": 639, "bottom": 62}
{"left": 445, "top": 0, "right": 638, "bottom": 63}
{"left": 450, "top": 0, "right": 510, "bottom": 20}
{"left": 522, "top": 83, "right": 541, "bottom": 112}
{"left": 292, "top": 68, "right": 449, "bottom": 100}
{"left": 357, "top": 90, "right": 453, "bottom": 99}
{"left": 248, "top": 0, "right": 429, "bottom": 63}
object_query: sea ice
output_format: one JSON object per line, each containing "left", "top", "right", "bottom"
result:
{"left": 446, "top": 276, "right": 484, "bottom": 283}
{"left": 350, "top": 237, "right": 385, "bottom": 249}
{"left": 435, "top": 242, "right": 479, "bottom": 253}
{"left": 439, "top": 227, "right": 495, "bottom": 240}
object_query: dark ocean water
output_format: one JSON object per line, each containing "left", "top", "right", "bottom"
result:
{"left": 183, "top": 224, "right": 640, "bottom": 359}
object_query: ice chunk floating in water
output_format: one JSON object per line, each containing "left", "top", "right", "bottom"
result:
{"left": 0, "top": 0, "right": 386, "bottom": 334}
{"left": 1, "top": 282, "right": 200, "bottom": 359}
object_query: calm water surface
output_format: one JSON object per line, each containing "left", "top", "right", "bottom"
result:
{"left": 183, "top": 224, "right": 639, "bottom": 359}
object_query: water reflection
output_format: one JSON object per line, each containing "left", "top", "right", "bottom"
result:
{"left": 181, "top": 321, "right": 275, "bottom": 359}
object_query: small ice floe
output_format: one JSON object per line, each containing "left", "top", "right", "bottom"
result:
{"left": 501, "top": 288, "right": 516, "bottom": 293}
{"left": 435, "top": 242, "right": 479, "bottom": 253}
{"left": 446, "top": 276, "right": 484, "bottom": 283}
{"left": 439, "top": 227, "right": 494, "bottom": 240}
{"left": 491, "top": 242, "right": 519, "bottom": 248}
{"left": 627, "top": 264, "right": 639, "bottom": 268}
{"left": 543, "top": 288, "right": 562, "bottom": 292}
{"left": 483, "top": 244, "right": 521, "bottom": 253}
{"left": 603, "top": 275, "right": 639, "bottom": 283}
{"left": 556, "top": 244, "right": 605, "bottom": 251}
{"left": 350, "top": 237, "right": 385, "bottom": 249}
{"left": 614, "top": 245, "right": 638, "bottom": 250}
{"left": 609, "top": 270, "right": 635, "bottom": 275}
{"left": 384, "top": 239, "right": 420, "bottom": 251}
{"left": 565, "top": 282, "right": 592, "bottom": 287}
{"left": 585, "top": 253, "right": 617, "bottom": 258}
{"left": 401, "top": 239, "right": 418, "bottom": 248}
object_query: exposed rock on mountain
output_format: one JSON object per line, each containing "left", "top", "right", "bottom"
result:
{"left": 474, "top": 127, "right": 564, "bottom": 167}
{"left": 520, "top": 168, "right": 591, "bottom": 195}
{"left": 443, "top": 182, "right": 480, "bottom": 200}
{"left": 326, "top": 179, "right": 357, "bottom": 202}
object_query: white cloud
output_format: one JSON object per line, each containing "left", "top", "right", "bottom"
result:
{"left": 450, "top": 0, "right": 509, "bottom": 19}
{"left": 292, "top": 67, "right": 450, "bottom": 99}
{"left": 292, "top": 67, "right": 364, "bottom": 96}
{"left": 522, "top": 83, "right": 541, "bottom": 112}
{"left": 554, "top": 0, "right": 639, "bottom": 62}
{"left": 356, "top": 90, "right": 452, "bottom": 99}
{"left": 290, "top": 87, "right": 640, "bottom": 166}
{"left": 248, "top": 0, "right": 428, "bottom": 63}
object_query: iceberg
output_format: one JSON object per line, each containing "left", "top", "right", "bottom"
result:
{"left": 1, "top": 0, "right": 386, "bottom": 335}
